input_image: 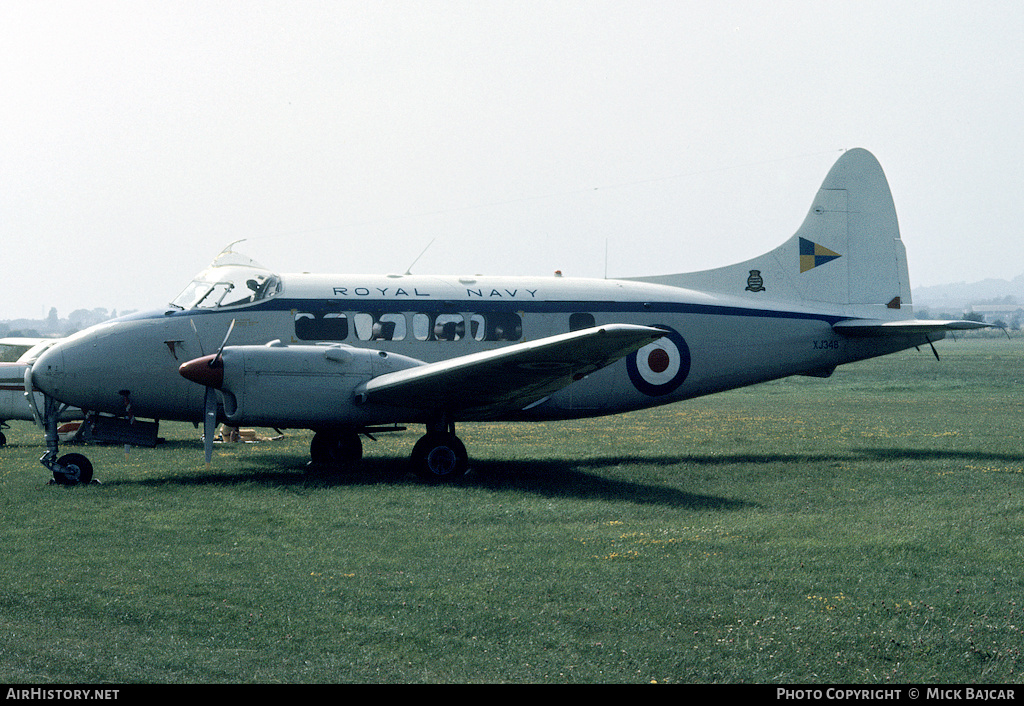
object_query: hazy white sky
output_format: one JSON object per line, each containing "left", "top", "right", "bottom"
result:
{"left": 3, "top": 0, "right": 1022, "bottom": 320}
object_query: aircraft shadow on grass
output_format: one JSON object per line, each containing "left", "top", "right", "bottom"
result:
{"left": 103, "top": 445, "right": 746, "bottom": 511}
{"left": 99, "top": 445, "right": 1024, "bottom": 509}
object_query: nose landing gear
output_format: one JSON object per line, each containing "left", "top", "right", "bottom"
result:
{"left": 46, "top": 452, "right": 94, "bottom": 486}
{"left": 38, "top": 395, "right": 97, "bottom": 486}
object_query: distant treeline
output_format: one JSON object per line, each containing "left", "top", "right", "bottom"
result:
{"left": 0, "top": 307, "right": 137, "bottom": 338}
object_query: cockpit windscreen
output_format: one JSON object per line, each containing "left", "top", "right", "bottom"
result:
{"left": 171, "top": 266, "right": 280, "bottom": 310}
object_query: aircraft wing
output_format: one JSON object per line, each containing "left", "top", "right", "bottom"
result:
{"left": 832, "top": 318, "right": 993, "bottom": 337}
{"left": 1, "top": 337, "right": 55, "bottom": 363}
{"left": 355, "top": 324, "right": 666, "bottom": 417}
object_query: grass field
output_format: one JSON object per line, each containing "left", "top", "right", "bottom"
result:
{"left": 1, "top": 336, "right": 1022, "bottom": 683}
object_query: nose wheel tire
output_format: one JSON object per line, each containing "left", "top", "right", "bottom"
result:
{"left": 410, "top": 432, "right": 469, "bottom": 482}
{"left": 50, "top": 453, "right": 94, "bottom": 486}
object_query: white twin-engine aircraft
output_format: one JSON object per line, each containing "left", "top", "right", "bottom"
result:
{"left": 26, "top": 148, "right": 986, "bottom": 485}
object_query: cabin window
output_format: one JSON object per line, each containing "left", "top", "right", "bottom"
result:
{"left": 294, "top": 311, "right": 349, "bottom": 341}
{"left": 377, "top": 313, "right": 406, "bottom": 341}
{"left": 412, "top": 313, "right": 432, "bottom": 341}
{"left": 413, "top": 313, "right": 465, "bottom": 341}
{"left": 355, "top": 312, "right": 406, "bottom": 341}
{"left": 570, "top": 313, "right": 595, "bottom": 331}
{"left": 470, "top": 312, "right": 523, "bottom": 341}
{"left": 353, "top": 313, "right": 373, "bottom": 341}
{"left": 434, "top": 314, "right": 465, "bottom": 341}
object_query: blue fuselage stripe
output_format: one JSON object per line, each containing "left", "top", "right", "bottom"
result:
{"left": 151, "top": 298, "right": 849, "bottom": 325}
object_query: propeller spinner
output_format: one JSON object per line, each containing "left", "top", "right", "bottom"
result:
{"left": 178, "top": 354, "right": 224, "bottom": 388}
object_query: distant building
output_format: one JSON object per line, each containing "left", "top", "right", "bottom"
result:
{"left": 965, "top": 303, "right": 1024, "bottom": 325}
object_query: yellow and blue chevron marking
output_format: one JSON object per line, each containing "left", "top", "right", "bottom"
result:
{"left": 799, "top": 237, "right": 841, "bottom": 273}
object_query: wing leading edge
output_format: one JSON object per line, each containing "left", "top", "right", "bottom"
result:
{"left": 355, "top": 324, "right": 667, "bottom": 418}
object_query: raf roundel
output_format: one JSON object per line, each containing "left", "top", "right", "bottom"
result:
{"left": 626, "top": 326, "right": 691, "bottom": 396}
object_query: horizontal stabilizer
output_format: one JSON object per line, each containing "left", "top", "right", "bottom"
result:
{"left": 356, "top": 324, "right": 666, "bottom": 417}
{"left": 833, "top": 319, "right": 993, "bottom": 337}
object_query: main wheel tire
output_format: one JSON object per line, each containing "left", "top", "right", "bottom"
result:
{"left": 410, "top": 433, "right": 469, "bottom": 482}
{"left": 51, "top": 453, "right": 94, "bottom": 486}
{"left": 310, "top": 431, "right": 363, "bottom": 466}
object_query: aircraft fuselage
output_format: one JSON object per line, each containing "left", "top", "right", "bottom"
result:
{"left": 30, "top": 271, "right": 934, "bottom": 428}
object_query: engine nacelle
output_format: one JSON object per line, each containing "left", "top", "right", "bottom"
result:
{"left": 189, "top": 341, "right": 425, "bottom": 428}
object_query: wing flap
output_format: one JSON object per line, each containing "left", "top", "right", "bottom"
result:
{"left": 355, "top": 324, "right": 666, "bottom": 416}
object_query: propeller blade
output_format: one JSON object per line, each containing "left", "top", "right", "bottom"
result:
{"left": 190, "top": 319, "right": 205, "bottom": 356}
{"left": 214, "top": 319, "right": 236, "bottom": 365}
{"left": 204, "top": 386, "right": 217, "bottom": 466}
{"left": 180, "top": 319, "right": 235, "bottom": 467}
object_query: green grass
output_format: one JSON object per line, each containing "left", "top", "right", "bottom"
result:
{"left": 1, "top": 337, "right": 1022, "bottom": 683}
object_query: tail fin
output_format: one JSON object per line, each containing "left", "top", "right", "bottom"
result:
{"left": 631, "top": 149, "right": 913, "bottom": 318}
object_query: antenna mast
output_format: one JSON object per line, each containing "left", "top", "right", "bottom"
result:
{"left": 405, "top": 238, "right": 436, "bottom": 275}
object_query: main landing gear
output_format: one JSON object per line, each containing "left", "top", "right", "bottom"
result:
{"left": 309, "top": 419, "right": 470, "bottom": 482}
{"left": 410, "top": 433, "right": 468, "bottom": 482}
{"left": 309, "top": 429, "right": 364, "bottom": 465}
{"left": 409, "top": 417, "right": 469, "bottom": 482}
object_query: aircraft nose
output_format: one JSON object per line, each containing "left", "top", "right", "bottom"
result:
{"left": 30, "top": 342, "right": 65, "bottom": 397}
{"left": 179, "top": 354, "right": 224, "bottom": 389}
